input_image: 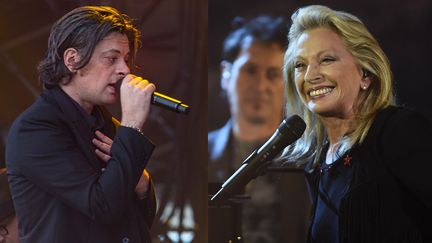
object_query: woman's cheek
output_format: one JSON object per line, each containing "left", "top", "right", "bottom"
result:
{"left": 294, "top": 79, "right": 307, "bottom": 102}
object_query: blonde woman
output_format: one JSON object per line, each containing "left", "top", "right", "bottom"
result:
{"left": 282, "top": 5, "right": 432, "bottom": 242}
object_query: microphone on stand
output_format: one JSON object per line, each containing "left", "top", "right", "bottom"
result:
{"left": 210, "top": 115, "right": 306, "bottom": 204}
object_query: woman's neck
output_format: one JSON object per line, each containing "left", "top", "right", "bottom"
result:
{"left": 321, "top": 116, "right": 356, "bottom": 164}
{"left": 321, "top": 116, "right": 356, "bottom": 146}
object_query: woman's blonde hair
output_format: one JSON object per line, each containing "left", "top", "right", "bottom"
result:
{"left": 282, "top": 5, "right": 395, "bottom": 166}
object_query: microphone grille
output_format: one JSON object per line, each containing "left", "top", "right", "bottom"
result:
{"left": 278, "top": 115, "right": 306, "bottom": 139}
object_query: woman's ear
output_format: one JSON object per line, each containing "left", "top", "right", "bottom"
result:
{"left": 360, "top": 69, "right": 372, "bottom": 90}
{"left": 63, "top": 48, "right": 80, "bottom": 73}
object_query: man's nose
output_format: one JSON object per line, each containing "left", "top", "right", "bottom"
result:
{"left": 255, "top": 71, "right": 269, "bottom": 91}
{"left": 118, "top": 60, "right": 130, "bottom": 77}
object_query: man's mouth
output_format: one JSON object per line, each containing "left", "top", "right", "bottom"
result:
{"left": 108, "top": 84, "right": 117, "bottom": 93}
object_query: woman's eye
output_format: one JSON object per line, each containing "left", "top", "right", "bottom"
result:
{"left": 321, "top": 57, "right": 335, "bottom": 63}
{"left": 295, "top": 62, "right": 305, "bottom": 69}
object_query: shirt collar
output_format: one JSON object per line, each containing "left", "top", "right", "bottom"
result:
{"left": 58, "top": 88, "right": 105, "bottom": 131}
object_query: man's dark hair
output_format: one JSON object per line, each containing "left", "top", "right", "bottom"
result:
{"left": 222, "top": 15, "right": 288, "bottom": 63}
{"left": 38, "top": 6, "right": 140, "bottom": 89}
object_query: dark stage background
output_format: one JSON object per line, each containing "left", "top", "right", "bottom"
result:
{"left": 0, "top": 1, "right": 207, "bottom": 242}
{"left": 209, "top": 0, "right": 432, "bottom": 132}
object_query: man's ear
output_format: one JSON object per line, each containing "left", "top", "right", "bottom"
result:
{"left": 220, "top": 60, "right": 232, "bottom": 91}
{"left": 63, "top": 48, "right": 80, "bottom": 73}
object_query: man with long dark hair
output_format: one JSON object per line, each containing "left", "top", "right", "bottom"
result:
{"left": 6, "top": 6, "right": 157, "bottom": 243}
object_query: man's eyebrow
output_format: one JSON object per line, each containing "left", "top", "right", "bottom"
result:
{"left": 101, "top": 49, "right": 129, "bottom": 56}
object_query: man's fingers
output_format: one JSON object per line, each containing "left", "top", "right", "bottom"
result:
{"left": 143, "top": 83, "right": 156, "bottom": 94}
{"left": 126, "top": 76, "right": 153, "bottom": 92}
{"left": 95, "top": 149, "right": 111, "bottom": 162}
{"left": 95, "top": 130, "right": 113, "bottom": 145}
{"left": 127, "top": 76, "right": 147, "bottom": 87}
{"left": 92, "top": 138, "right": 111, "bottom": 154}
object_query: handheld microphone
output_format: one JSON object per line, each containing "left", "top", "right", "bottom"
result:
{"left": 210, "top": 115, "right": 306, "bottom": 204}
{"left": 152, "top": 92, "right": 189, "bottom": 114}
{"left": 116, "top": 78, "right": 190, "bottom": 114}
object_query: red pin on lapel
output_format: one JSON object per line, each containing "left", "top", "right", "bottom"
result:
{"left": 343, "top": 154, "right": 352, "bottom": 167}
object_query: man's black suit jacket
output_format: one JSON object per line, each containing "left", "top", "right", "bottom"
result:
{"left": 6, "top": 87, "right": 156, "bottom": 243}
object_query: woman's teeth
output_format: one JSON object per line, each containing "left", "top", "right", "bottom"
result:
{"left": 309, "top": 87, "right": 333, "bottom": 97}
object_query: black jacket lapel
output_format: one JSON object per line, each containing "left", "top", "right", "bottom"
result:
{"left": 44, "top": 87, "right": 103, "bottom": 171}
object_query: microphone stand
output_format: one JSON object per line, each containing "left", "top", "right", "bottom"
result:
{"left": 210, "top": 115, "right": 306, "bottom": 205}
{"left": 210, "top": 152, "right": 271, "bottom": 204}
